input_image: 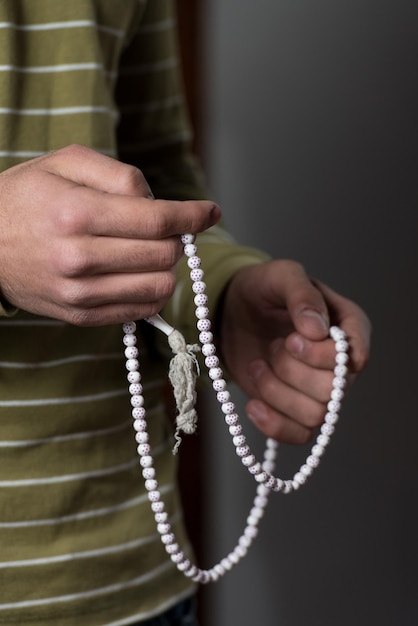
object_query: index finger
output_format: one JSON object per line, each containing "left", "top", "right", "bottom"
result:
{"left": 64, "top": 186, "right": 221, "bottom": 239}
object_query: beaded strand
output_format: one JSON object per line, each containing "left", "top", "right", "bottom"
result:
{"left": 122, "top": 233, "right": 349, "bottom": 583}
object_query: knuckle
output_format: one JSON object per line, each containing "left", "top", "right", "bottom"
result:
{"left": 154, "top": 270, "right": 177, "bottom": 300}
{"left": 54, "top": 203, "right": 88, "bottom": 237}
{"left": 53, "top": 242, "right": 91, "bottom": 278}
{"left": 58, "top": 279, "right": 90, "bottom": 308}
{"left": 118, "top": 164, "right": 149, "bottom": 196}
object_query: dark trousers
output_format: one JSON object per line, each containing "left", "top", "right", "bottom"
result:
{"left": 134, "top": 597, "right": 198, "bottom": 626}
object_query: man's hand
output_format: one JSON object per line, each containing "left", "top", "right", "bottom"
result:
{"left": 0, "top": 145, "right": 220, "bottom": 325}
{"left": 219, "top": 260, "right": 371, "bottom": 445}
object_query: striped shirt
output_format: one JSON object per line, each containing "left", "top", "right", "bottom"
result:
{"left": 0, "top": 1, "right": 268, "bottom": 624}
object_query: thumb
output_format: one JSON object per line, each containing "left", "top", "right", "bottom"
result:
{"left": 276, "top": 263, "right": 330, "bottom": 340}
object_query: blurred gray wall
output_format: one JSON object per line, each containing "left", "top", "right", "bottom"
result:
{"left": 199, "top": 1, "right": 418, "bottom": 625}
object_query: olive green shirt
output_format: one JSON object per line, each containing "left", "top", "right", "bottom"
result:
{"left": 0, "top": 1, "right": 267, "bottom": 624}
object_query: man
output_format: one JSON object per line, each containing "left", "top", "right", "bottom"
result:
{"left": 0, "top": 1, "right": 370, "bottom": 624}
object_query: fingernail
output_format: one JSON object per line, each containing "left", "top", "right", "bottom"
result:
{"left": 287, "top": 334, "right": 305, "bottom": 355}
{"left": 299, "top": 309, "right": 329, "bottom": 334}
{"left": 247, "top": 400, "right": 267, "bottom": 425}
{"left": 248, "top": 360, "right": 266, "bottom": 380}
{"left": 210, "top": 203, "right": 221, "bottom": 224}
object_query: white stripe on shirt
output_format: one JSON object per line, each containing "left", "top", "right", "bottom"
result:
{"left": 0, "top": 484, "right": 173, "bottom": 528}
{"left": 0, "top": 560, "right": 175, "bottom": 610}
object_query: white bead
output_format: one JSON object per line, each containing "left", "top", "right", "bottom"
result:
{"left": 233, "top": 435, "right": 246, "bottom": 447}
{"left": 195, "top": 306, "right": 209, "bottom": 319}
{"left": 330, "top": 326, "right": 346, "bottom": 341}
{"left": 130, "top": 395, "right": 144, "bottom": 408}
{"left": 312, "top": 444, "right": 325, "bottom": 457}
{"left": 190, "top": 268, "right": 204, "bottom": 282}
{"left": 165, "top": 542, "right": 179, "bottom": 554}
{"left": 327, "top": 400, "right": 341, "bottom": 413}
{"left": 254, "top": 470, "right": 268, "bottom": 483}
{"left": 123, "top": 321, "right": 136, "bottom": 334}
{"left": 283, "top": 480, "right": 294, "bottom": 494}
{"left": 133, "top": 418, "right": 147, "bottom": 432}
{"left": 221, "top": 557, "right": 233, "bottom": 571}
{"left": 132, "top": 407, "right": 145, "bottom": 420}
{"left": 202, "top": 343, "right": 216, "bottom": 357}
{"left": 126, "top": 358, "right": 139, "bottom": 372}
{"left": 194, "top": 293, "right": 208, "bottom": 307}
{"left": 181, "top": 233, "right": 196, "bottom": 244}
{"left": 250, "top": 506, "right": 265, "bottom": 520}
{"left": 140, "top": 455, "right": 153, "bottom": 468}
{"left": 148, "top": 490, "right": 161, "bottom": 502}
{"left": 192, "top": 281, "right": 206, "bottom": 295}
{"left": 145, "top": 479, "right": 158, "bottom": 492}
{"left": 272, "top": 479, "right": 284, "bottom": 492}
{"left": 321, "top": 423, "right": 335, "bottom": 436}
{"left": 221, "top": 401, "right": 235, "bottom": 415}
{"left": 334, "top": 364, "right": 348, "bottom": 377}
{"left": 135, "top": 431, "right": 149, "bottom": 444}
{"left": 254, "top": 495, "right": 268, "bottom": 508}
{"left": 185, "top": 563, "right": 199, "bottom": 576}
{"left": 123, "top": 333, "right": 137, "bottom": 347}
{"left": 184, "top": 243, "right": 197, "bottom": 257}
{"left": 265, "top": 475, "right": 277, "bottom": 489}
{"left": 187, "top": 256, "right": 201, "bottom": 269}
{"left": 209, "top": 367, "right": 223, "bottom": 380}
{"left": 335, "top": 339, "right": 349, "bottom": 352}
{"left": 212, "top": 378, "right": 226, "bottom": 391}
{"left": 248, "top": 462, "right": 261, "bottom": 475}
{"left": 228, "top": 424, "right": 242, "bottom": 436}
{"left": 331, "top": 387, "right": 344, "bottom": 402}
{"left": 151, "top": 501, "right": 164, "bottom": 513}
{"left": 262, "top": 461, "right": 275, "bottom": 475}
{"left": 228, "top": 551, "right": 240, "bottom": 565}
{"left": 137, "top": 443, "right": 151, "bottom": 456}
{"left": 157, "top": 522, "right": 171, "bottom": 535}
{"left": 239, "top": 535, "right": 252, "bottom": 548}
{"left": 214, "top": 563, "right": 226, "bottom": 576}
{"left": 124, "top": 346, "right": 138, "bottom": 359}
{"left": 264, "top": 448, "right": 277, "bottom": 461}
{"left": 245, "top": 525, "right": 259, "bottom": 539}
{"left": 332, "top": 375, "right": 346, "bottom": 389}
{"left": 205, "top": 355, "right": 219, "bottom": 369}
{"left": 234, "top": 545, "right": 248, "bottom": 558}
{"left": 177, "top": 559, "right": 191, "bottom": 571}
{"left": 242, "top": 454, "right": 256, "bottom": 467}
{"left": 171, "top": 551, "right": 185, "bottom": 564}
{"left": 218, "top": 390, "right": 231, "bottom": 403}
{"left": 199, "top": 330, "right": 213, "bottom": 344}
{"left": 236, "top": 445, "right": 250, "bottom": 458}
{"left": 197, "top": 318, "right": 211, "bottom": 332}
{"left": 293, "top": 471, "right": 307, "bottom": 485}
{"left": 336, "top": 352, "right": 349, "bottom": 365}
{"left": 129, "top": 383, "right": 142, "bottom": 396}
{"left": 316, "top": 434, "right": 330, "bottom": 447}
{"left": 143, "top": 467, "right": 156, "bottom": 479}
{"left": 225, "top": 413, "right": 239, "bottom": 425}
{"left": 325, "top": 411, "right": 339, "bottom": 425}
{"left": 161, "top": 533, "right": 175, "bottom": 545}
{"left": 256, "top": 484, "right": 270, "bottom": 497}
{"left": 307, "top": 454, "right": 320, "bottom": 467}
{"left": 300, "top": 464, "right": 313, "bottom": 476}
{"left": 127, "top": 371, "right": 141, "bottom": 384}
{"left": 154, "top": 512, "right": 168, "bottom": 523}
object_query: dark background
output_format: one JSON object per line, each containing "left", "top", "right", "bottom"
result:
{"left": 177, "top": 1, "right": 418, "bottom": 624}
